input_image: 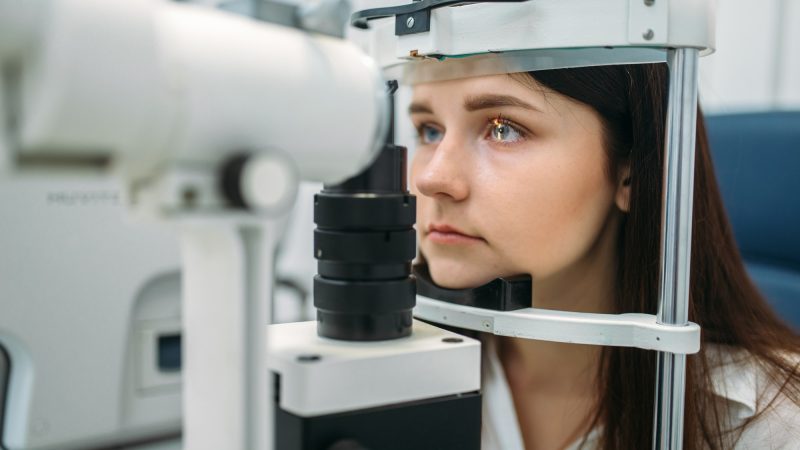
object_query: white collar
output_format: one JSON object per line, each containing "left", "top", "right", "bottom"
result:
{"left": 481, "top": 340, "right": 767, "bottom": 450}
{"left": 705, "top": 344, "right": 759, "bottom": 419}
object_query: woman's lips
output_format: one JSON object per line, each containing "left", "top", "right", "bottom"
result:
{"left": 426, "top": 224, "right": 484, "bottom": 245}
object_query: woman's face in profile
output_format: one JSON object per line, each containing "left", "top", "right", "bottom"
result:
{"left": 410, "top": 74, "right": 628, "bottom": 290}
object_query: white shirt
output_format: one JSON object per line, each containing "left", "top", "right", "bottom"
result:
{"left": 481, "top": 339, "right": 800, "bottom": 449}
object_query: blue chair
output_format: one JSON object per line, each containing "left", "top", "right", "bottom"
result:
{"left": 706, "top": 111, "right": 800, "bottom": 329}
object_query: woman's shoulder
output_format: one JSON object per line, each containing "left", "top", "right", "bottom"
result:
{"left": 736, "top": 391, "right": 800, "bottom": 449}
{"left": 705, "top": 344, "right": 800, "bottom": 449}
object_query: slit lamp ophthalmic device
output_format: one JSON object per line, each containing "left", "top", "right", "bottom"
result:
{"left": 0, "top": 0, "right": 715, "bottom": 449}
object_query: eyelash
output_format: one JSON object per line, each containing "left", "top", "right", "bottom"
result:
{"left": 415, "top": 122, "right": 443, "bottom": 145}
{"left": 413, "top": 115, "right": 530, "bottom": 145}
{"left": 485, "top": 115, "right": 528, "bottom": 144}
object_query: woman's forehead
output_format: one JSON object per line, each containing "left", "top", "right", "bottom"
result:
{"left": 412, "top": 74, "right": 532, "bottom": 98}
{"left": 409, "top": 73, "right": 558, "bottom": 116}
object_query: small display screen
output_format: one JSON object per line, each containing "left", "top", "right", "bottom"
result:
{"left": 157, "top": 334, "right": 182, "bottom": 372}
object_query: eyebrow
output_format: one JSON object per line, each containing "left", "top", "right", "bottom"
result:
{"left": 408, "top": 101, "right": 433, "bottom": 115}
{"left": 408, "top": 94, "right": 541, "bottom": 115}
{"left": 464, "top": 94, "right": 541, "bottom": 113}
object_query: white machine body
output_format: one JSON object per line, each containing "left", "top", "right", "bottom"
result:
{"left": 0, "top": 0, "right": 388, "bottom": 188}
{"left": 0, "top": 1, "right": 391, "bottom": 449}
{"left": 0, "top": 174, "right": 182, "bottom": 450}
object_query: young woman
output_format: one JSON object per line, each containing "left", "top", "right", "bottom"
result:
{"left": 408, "top": 64, "right": 800, "bottom": 449}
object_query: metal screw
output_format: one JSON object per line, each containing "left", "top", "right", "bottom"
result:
{"left": 644, "top": 0, "right": 655, "bottom": 5}
{"left": 442, "top": 337, "right": 463, "bottom": 344}
{"left": 297, "top": 354, "right": 322, "bottom": 363}
{"left": 482, "top": 320, "right": 491, "bottom": 329}
{"left": 643, "top": 29, "right": 655, "bottom": 40}
{"left": 406, "top": 16, "right": 415, "bottom": 29}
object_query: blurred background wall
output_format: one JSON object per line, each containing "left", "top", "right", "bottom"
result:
{"left": 699, "top": 0, "right": 800, "bottom": 112}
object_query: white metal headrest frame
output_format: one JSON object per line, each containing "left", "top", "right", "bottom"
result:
{"left": 352, "top": 0, "right": 715, "bottom": 84}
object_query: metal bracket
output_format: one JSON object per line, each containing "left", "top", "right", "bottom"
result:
{"left": 351, "top": 0, "right": 528, "bottom": 34}
{"left": 415, "top": 296, "right": 701, "bottom": 354}
{"left": 396, "top": 10, "right": 432, "bottom": 36}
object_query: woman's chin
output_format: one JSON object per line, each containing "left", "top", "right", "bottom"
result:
{"left": 427, "top": 261, "right": 498, "bottom": 290}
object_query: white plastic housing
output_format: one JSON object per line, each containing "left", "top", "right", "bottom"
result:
{"left": 7, "top": 0, "right": 388, "bottom": 185}
{"left": 268, "top": 320, "right": 481, "bottom": 417}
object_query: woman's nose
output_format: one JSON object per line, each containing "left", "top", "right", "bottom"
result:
{"left": 413, "top": 137, "right": 470, "bottom": 202}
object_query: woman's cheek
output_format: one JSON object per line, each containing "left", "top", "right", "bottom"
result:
{"left": 476, "top": 148, "right": 594, "bottom": 275}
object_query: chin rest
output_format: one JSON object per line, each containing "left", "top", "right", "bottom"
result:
{"left": 413, "top": 264, "right": 531, "bottom": 311}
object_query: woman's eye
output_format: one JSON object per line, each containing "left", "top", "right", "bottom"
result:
{"left": 488, "top": 118, "right": 524, "bottom": 144}
{"left": 418, "top": 124, "right": 444, "bottom": 144}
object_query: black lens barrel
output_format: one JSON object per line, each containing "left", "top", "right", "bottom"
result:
{"left": 314, "top": 141, "right": 416, "bottom": 341}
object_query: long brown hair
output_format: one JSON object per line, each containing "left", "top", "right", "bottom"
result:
{"left": 521, "top": 64, "right": 800, "bottom": 449}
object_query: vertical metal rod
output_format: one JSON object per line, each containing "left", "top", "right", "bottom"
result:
{"left": 652, "top": 47, "right": 699, "bottom": 450}
{"left": 181, "top": 221, "right": 276, "bottom": 450}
